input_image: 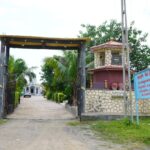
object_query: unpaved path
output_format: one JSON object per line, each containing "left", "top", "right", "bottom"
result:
{"left": 0, "top": 96, "right": 148, "bottom": 150}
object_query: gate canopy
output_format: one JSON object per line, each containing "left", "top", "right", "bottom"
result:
{"left": 0, "top": 34, "right": 89, "bottom": 118}
{"left": 0, "top": 35, "right": 89, "bottom": 50}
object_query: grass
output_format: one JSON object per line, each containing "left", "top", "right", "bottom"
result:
{"left": 67, "top": 121, "right": 81, "bottom": 126}
{"left": 68, "top": 118, "right": 150, "bottom": 145}
{"left": 0, "top": 119, "right": 7, "bottom": 125}
{"left": 91, "top": 118, "right": 150, "bottom": 145}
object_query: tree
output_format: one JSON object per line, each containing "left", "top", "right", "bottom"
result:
{"left": 79, "top": 20, "right": 150, "bottom": 72}
{"left": 8, "top": 56, "right": 36, "bottom": 93}
{"left": 41, "top": 51, "right": 78, "bottom": 104}
{"left": 7, "top": 56, "right": 36, "bottom": 110}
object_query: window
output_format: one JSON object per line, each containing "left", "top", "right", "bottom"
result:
{"left": 111, "top": 53, "right": 122, "bottom": 65}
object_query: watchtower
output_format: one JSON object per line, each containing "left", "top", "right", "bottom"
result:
{"left": 90, "top": 40, "right": 128, "bottom": 90}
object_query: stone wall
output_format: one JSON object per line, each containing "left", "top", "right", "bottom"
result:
{"left": 94, "top": 50, "right": 112, "bottom": 68}
{"left": 85, "top": 90, "right": 150, "bottom": 115}
{"left": 105, "top": 50, "right": 111, "bottom": 66}
{"left": 94, "top": 52, "right": 100, "bottom": 68}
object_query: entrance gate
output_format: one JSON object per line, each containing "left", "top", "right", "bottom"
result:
{"left": 0, "top": 35, "right": 89, "bottom": 118}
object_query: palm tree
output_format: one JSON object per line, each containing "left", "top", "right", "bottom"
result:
{"left": 7, "top": 56, "right": 36, "bottom": 112}
{"left": 41, "top": 51, "right": 78, "bottom": 104}
{"left": 8, "top": 56, "right": 36, "bottom": 92}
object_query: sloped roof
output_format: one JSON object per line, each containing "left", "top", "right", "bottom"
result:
{"left": 91, "top": 40, "right": 123, "bottom": 51}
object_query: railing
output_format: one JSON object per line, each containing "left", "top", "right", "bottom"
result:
{"left": 91, "top": 81, "right": 134, "bottom": 90}
{"left": 92, "top": 82, "right": 105, "bottom": 89}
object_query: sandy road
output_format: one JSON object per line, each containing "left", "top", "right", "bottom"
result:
{"left": 0, "top": 96, "right": 147, "bottom": 150}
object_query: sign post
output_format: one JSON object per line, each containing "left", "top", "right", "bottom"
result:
{"left": 134, "top": 68, "right": 150, "bottom": 125}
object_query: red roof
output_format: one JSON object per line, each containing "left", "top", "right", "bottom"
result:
{"left": 91, "top": 41, "right": 123, "bottom": 51}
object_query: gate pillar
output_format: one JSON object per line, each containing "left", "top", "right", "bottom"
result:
{"left": 0, "top": 40, "right": 6, "bottom": 118}
{"left": 77, "top": 43, "right": 86, "bottom": 119}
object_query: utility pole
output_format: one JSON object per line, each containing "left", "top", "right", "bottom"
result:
{"left": 121, "top": 0, "right": 133, "bottom": 122}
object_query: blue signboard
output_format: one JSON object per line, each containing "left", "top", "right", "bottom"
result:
{"left": 134, "top": 68, "right": 150, "bottom": 100}
{"left": 134, "top": 68, "right": 150, "bottom": 125}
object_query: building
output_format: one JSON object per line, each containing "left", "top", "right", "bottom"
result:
{"left": 24, "top": 82, "right": 43, "bottom": 96}
{"left": 90, "top": 40, "right": 128, "bottom": 90}
{"left": 84, "top": 41, "right": 150, "bottom": 115}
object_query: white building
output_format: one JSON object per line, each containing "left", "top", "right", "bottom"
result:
{"left": 24, "top": 82, "right": 43, "bottom": 96}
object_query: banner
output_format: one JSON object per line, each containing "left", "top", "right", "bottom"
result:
{"left": 134, "top": 68, "right": 150, "bottom": 100}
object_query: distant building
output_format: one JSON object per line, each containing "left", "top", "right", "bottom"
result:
{"left": 24, "top": 82, "right": 43, "bottom": 96}
{"left": 89, "top": 40, "right": 128, "bottom": 90}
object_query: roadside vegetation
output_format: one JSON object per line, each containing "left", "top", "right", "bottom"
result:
{"left": 7, "top": 56, "right": 36, "bottom": 113}
{"left": 41, "top": 51, "right": 77, "bottom": 104}
{"left": 0, "top": 119, "right": 7, "bottom": 125}
{"left": 68, "top": 118, "right": 150, "bottom": 145}
{"left": 91, "top": 118, "right": 150, "bottom": 145}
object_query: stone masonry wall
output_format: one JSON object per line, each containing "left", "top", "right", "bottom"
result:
{"left": 105, "top": 50, "right": 112, "bottom": 66}
{"left": 94, "top": 52, "right": 100, "bottom": 68}
{"left": 94, "top": 50, "right": 112, "bottom": 68}
{"left": 85, "top": 90, "right": 150, "bottom": 115}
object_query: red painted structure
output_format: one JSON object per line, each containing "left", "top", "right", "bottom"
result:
{"left": 90, "top": 65, "right": 128, "bottom": 90}
{"left": 90, "top": 41, "right": 129, "bottom": 90}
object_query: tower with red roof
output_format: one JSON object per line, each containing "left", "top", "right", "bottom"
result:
{"left": 90, "top": 40, "right": 128, "bottom": 90}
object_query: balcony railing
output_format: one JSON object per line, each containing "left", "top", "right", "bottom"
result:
{"left": 91, "top": 81, "right": 134, "bottom": 90}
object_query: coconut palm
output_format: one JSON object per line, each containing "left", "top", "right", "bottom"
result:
{"left": 8, "top": 56, "right": 36, "bottom": 92}
{"left": 7, "top": 56, "right": 36, "bottom": 111}
{"left": 41, "top": 51, "right": 78, "bottom": 104}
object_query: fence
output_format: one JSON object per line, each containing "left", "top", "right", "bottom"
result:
{"left": 91, "top": 81, "right": 134, "bottom": 90}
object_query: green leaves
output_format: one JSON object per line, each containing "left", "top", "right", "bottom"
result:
{"left": 8, "top": 56, "right": 36, "bottom": 92}
{"left": 79, "top": 20, "right": 150, "bottom": 72}
{"left": 41, "top": 51, "right": 78, "bottom": 103}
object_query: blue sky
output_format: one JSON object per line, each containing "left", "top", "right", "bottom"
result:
{"left": 0, "top": 0, "right": 150, "bottom": 83}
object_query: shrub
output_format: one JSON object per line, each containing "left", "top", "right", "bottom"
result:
{"left": 53, "top": 92, "right": 58, "bottom": 102}
{"left": 57, "top": 92, "right": 66, "bottom": 103}
{"left": 15, "top": 91, "right": 20, "bottom": 107}
{"left": 46, "top": 91, "right": 52, "bottom": 100}
{"left": 51, "top": 92, "right": 66, "bottom": 103}
{"left": 64, "top": 85, "right": 72, "bottom": 99}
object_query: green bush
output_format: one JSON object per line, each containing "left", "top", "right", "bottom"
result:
{"left": 53, "top": 93, "right": 58, "bottom": 101}
{"left": 51, "top": 92, "right": 66, "bottom": 103}
{"left": 57, "top": 92, "right": 66, "bottom": 103}
{"left": 64, "top": 85, "right": 72, "bottom": 99}
{"left": 46, "top": 91, "right": 52, "bottom": 100}
{"left": 15, "top": 91, "right": 20, "bottom": 107}
{"left": 42, "top": 90, "right": 46, "bottom": 97}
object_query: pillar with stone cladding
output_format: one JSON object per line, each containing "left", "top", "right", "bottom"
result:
{"left": 105, "top": 50, "right": 112, "bottom": 66}
{"left": 0, "top": 40, "right": 6, "bottom": 118}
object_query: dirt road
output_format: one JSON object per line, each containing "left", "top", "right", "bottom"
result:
{"left": 0, "top": 96, "right": 147, "bottom": 150}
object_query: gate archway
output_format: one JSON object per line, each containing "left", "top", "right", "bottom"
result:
{"left": 0, "top": 35, "right": 89, "bottom": 118}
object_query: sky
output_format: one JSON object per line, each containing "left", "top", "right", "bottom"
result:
{"left": 0, "top": 0, "right": 150, "bottom": 83}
